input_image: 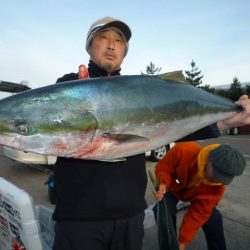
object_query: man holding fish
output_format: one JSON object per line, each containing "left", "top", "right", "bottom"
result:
{"left": 40, "top": 17, "right": 250, "bottom": 250}
{"left": 5, "top": 17, "right": 244, "bottom": 250}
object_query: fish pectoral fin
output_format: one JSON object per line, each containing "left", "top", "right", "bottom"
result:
{"left": 101, "top": 133, "right": 149, "bottom": 143}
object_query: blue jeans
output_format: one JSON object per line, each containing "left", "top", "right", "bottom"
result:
{"left": 153, "top": 192, "right": 227, "bottom": 250}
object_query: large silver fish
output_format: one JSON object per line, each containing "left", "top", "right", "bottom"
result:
{"left": 0, "top": 75, "right": 239, "bottom": 160}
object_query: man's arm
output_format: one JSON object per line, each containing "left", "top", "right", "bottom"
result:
{"left": 179, "top": 95, "right": 250, "bottom": 141}
{"left": 217, "top": 95, "right": 250, "bottom": 130}
{"left": 178, "top": 124, "right": 221, "bottom": 142}
{"left": 56, "top": 73, "right": 78, "bottom": 83}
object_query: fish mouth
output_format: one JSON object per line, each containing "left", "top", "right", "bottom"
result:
{"left": 0, "top": 133, "right": 21, "bottom": 150}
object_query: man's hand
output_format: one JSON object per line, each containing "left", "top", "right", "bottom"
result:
{"left": 153, "top": 183, "right": 167, "bottom": 202}
{"left": 217, "top": 95, "right": 250, "bottom": 131}
{"left": 78, "top": 64, "right": 89, "bottom": 79}
{"left": 179, "top": 243, "right": 186, "bottom": 250}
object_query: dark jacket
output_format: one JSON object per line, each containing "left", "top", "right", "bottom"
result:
{"left": 52, "top": 61, "right": 147, "bottom": 221}
{"left": 52, "top": 60, "right": 221, "bottom": 221}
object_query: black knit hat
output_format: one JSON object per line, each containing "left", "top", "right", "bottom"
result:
{"left": 209, "top": 145, "right": 246, "bottom": 185}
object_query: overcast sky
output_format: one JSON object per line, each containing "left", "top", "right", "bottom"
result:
{"left": 0, "top": 0, "right": 249, "bottom": 98}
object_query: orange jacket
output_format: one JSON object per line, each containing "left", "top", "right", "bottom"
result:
{"left": 155, "top": 141, "right": 226, "bottom": 245}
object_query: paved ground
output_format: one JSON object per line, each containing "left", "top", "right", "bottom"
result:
{"left": 0, "top": 145, "right": 250, "bottom": 249}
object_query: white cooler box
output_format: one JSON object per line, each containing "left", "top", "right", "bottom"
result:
{"left": 0, "top": 178, "right": 54, "bottom": 250}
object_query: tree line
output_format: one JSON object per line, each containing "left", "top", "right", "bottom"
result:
{"left": 144, "top": 60, "right": 250, "bottom": 102}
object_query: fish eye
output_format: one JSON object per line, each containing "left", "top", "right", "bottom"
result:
{"left": 17, "top": 124, "right": 30, "bottom": 135}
